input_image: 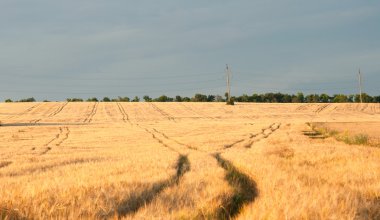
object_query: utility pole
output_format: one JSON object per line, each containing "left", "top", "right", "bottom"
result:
{"left": 226, "top": 64, "right": 231, "bottom": 104}
{"left": 358, "top": 69, "right": 363, "bottom": 103}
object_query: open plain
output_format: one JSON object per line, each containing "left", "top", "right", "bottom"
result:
{"left": 0, "top": 102, "right": 379, "bottom": 219}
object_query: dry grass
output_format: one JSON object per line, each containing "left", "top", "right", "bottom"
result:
{"left": 0, "top": 102, "right": 379, "bottom": 219}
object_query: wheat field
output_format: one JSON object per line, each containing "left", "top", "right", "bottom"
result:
{"left": 0, "top": 102, "right": 379, "bottom": 219}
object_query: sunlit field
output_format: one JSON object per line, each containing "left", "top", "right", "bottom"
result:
{"left": 0, "top": 102, "right": 379, "bottom": 219}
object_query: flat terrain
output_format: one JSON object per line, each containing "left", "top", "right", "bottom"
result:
{"left": 0, "top": 102, "right": 379, "bottom": 219}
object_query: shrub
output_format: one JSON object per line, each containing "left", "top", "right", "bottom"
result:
{"left": 226, "top": 98, "right": 235, "bottom": 105}
{"left": 87, "top": 97, "right": 98, "bottom": 102}
{"left": 132, "top": 96, "right": 140, "bottom": 102}
{"left": 67, "top": 98, "right": 83, "bottom": 102}
{"left": 143, "top": 96, "right": 152, "bottom": 102}
{"left": 5, "top": 99, "right": 13, "bottom": 103}
{"left": 154, "top": 95, "right": 171, "bottom": 102}
{"left": 18, "top": 97, "right": 36, "bottom": 102}
{"left": 117, "top": 96, "right": 130, "bottom": 102}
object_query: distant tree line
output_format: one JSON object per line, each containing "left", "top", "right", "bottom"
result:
{"left": 64, "top": 93, "right": 380, "bottom": 103}
{"left": 5, "top": 97, "right": 36, "bottom": 103}
{"left": 4, "top": 93, "right": 380, "bottom": 103}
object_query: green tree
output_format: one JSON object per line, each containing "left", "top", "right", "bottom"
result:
{"left": 207, "top": 95, "right": 216, "bottom": 102}
{"left": 373, "top": 96, "right": 380, "bottom": 103}
{"left": 283, "top": 94, "right": 292, "bottom": 103}
{"left": 296, "top": 92, "right": 304, "bottom": 103}
{"left": 250, "top": 94, "right": 262, "bottom": 102}
{"left": 5, "top": 99, "right": 13, "bottom": 103}
{"left": 319, "top": 94, "right": 330, "bottom": 103}
{"left": 132, "top": 96, "right": 140, "bottom": 102}
{"left": 305, "top": 94, "right": 319, "bottom": 103}
{"left": 155, "top": 95, "right": 171, "bottom": 102}
{"left": 193, "top": 94, "right": 208, "bottom": 102}
{"left": 332, "top": 94, "right": 348, "bottom": 103}
{"left": 354, "top": 93, "right": 373, "bottom": 103}
{"left": 19, "top": 97, "right": 36, "bottom": 102}
{"left": 143, "top": 95, "right": 152, "bottom": 102}
{"left": 348, "top": 95, "right": 354, "bottom": 103}
{"left": 67, "top": 98, "right": 83, "bottom": 102}
{"left": 87, "top": 97, "right": 98, "bottom": 102}
{"left": 182, "top": 97, "right": 191, "bottom": 102}
{"left": 103, "top": 97, "right": 111, "bottom": 102}
{"left": 238, "top": 94, "right": 249, "bottom": 102}
{"left": 175, "top": 95, "right": 183, "bottom": 102}
{"left": 118, "top": 96, "right": 130, "bottom": 102}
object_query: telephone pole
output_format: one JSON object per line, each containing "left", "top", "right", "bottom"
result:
{"left": 358, "top": 69, "right": 363, "bottom": 103}
{"left": 226, "top": 64, "right": 231, "bottom": 103}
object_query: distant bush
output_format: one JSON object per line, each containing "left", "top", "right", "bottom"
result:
{"left": 102, "top": 97, "right": 111, "bottom": 102}
{"left": 19, "top": 97, "right": 36, "bottom": 102}
{"left": 5, "top": 99, "right": 13, "bottom": 103}
{"left": 192, "top": 94, "right": 208, "bottom": 102}
{"left": 67, "top": 98, "right": 83, "bottom": 102}
{"left": 87, "top": 97, "right": 98, "bottom": 102}
{"left": 117, "top": 96, "right": 130, "bottom": 102}
{"left": 332, "top": 94, "right": 348, "bottom": 103}
{"left": 143, "top": 95, "right": 152, "bottom": 102}
{"left": 154, "top": 95, "right": 172, "bottom": 102}
{"left": 182, "top": 97, "right": 191, "bottom": 102}
{"left": 226, "top": 98, "right": 235, "bottom": 105}
{"left": 132, "top": 96, "right": 140, "bottom": 102}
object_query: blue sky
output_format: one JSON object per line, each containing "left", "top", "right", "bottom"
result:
{"left": 0, "top": 0, "right": 379, "bottom": 101}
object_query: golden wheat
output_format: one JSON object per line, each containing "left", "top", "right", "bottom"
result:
{"left": 0, "top": 102, "right": 379, "bottom": 219}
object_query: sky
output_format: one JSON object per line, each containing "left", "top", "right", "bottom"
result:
{"left": 0, "top": 0, "right": 379, "bottom": 101}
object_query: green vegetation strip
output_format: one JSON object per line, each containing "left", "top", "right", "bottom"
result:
{"left": 308, "top": 123, "right": 379, "bottom": 147}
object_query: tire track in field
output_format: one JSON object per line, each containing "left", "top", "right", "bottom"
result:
{"left": 113, "top": 122, "right": 193, "bottom": 218}
{"left": 48, "top": 102, "right": 69, "bottom": 117}
{"left": 223, "top": 123, "right": 282, "bottom": 149}
{"left": 140, "top": 127, "right": 180, "bottom": 153}
{"left": 315, "top": 104, "right": 330, "bottom": 114}
{"left": 178, "top": 103, "right": 215, "bottom": 120}
{"left": 29, "top": 102, "right": 68, "bottom": 124}
{"left": 115, "top": 154, "right": 190, "bottom": 218}
{"left": 295, "top": 103, "right": 312, "bottom": 111}
{"left": 38, "top": 127, "right": 70, "bottom": 155}
{"left": 7, "top": 103, "right": 41, "bottom": 119}
{"left": 83, "top": 102, "right": 98, "bottom": 123}
{"left": 116, "top": 102, "right": 131, "bottom": 124}
{"left": 213, "top": 153, "right": 258, "bottom": 219}
{"left": 137, "top": 123, "right": 260, "bottom": 219}
{"left": 150, "top": 103, "right": 176, "bottom": 122}
{"left": 151, "top": 128, "right": 202, "bottom": 152}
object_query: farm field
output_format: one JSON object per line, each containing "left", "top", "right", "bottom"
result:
{"left": 0, "top": 102, "right": 380, "bottom": 219}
